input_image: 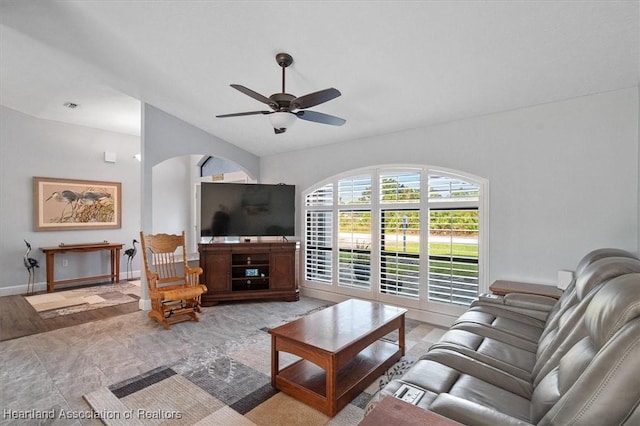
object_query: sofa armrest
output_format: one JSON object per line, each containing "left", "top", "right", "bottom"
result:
{"left": 430, "top": 393, "right": 532, "bottom": 426}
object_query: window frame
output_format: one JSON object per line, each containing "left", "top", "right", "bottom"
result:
{"left": 301, "top": 165, "right": 489, "bottom": 318}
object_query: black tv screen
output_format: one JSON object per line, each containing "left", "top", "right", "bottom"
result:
{"left": 201, "top": 182, "right": 295, "bottom": 237}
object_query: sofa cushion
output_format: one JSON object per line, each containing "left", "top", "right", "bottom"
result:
{"left": 430, "top": 393, "right": 531, "bottom": 426}
{"left": 365, "top": 260, "right": 640, "bottom": 426}
{"left": 586, "top": 272, "right": 640, "bottom": 347}
{"left": 453, "top": 249, "right": 637, "bottom": 346}
{"left": 435, "top": 257, "right": 640, "bottom": 385}
{"left": 453, "top": 307, "right": 545, "bottom": 342}
{"left": 536, "top": 274, "right": 640, "bottom": 425}
{"left": 450, "top": 374, "right": 531, "bottom": 421}
{"left": 530, "top": 336, "right": 596, "bottom": 423}
{"left": 432, "top": 329, "right": 536, "bottom": 380}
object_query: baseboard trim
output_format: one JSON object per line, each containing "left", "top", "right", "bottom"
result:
{"left": 0, "top": 270, "right": 141, "bottom": 297}
{"left": 138, "top": 298, "right": 151, "bottom": 310}
{"left": 0, "top": 282, "right": 46, "bottom": 297}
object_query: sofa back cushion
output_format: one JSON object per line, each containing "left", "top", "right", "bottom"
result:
{"left": 538, "top": 250, "right": 636, "bottom": 345}
{"left": 531, "top": 273, "right": 640, "bottom": 425}
{"left": 533, "top": 257, "right": 640, "bottom": 383}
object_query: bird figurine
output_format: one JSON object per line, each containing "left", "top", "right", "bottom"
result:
{"left": 23, "top": 240, "right": 39, "bottom": 295}
{"left": 123, "top": 239, "right": 138, "bottom": 280}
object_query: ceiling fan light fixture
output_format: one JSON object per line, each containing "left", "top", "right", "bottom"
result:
{"left": 269, "top": 111, "right": 296, "bottom": 133}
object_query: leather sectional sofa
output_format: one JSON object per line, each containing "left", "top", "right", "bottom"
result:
{"left": 365, "top": 249, "right": 640, "bottom": 425}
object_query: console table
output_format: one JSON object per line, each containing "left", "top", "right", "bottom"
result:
{"left": 40, "top": 242, "right": 123, "bottom": 293}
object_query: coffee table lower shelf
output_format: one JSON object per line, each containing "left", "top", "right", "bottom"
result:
{"left": 274, "top": 340, "right": 401, "bottom": 416}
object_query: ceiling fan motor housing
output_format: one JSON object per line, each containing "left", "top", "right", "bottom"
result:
{"left": 270, "top": 93, "right": 296, "bottom": 110}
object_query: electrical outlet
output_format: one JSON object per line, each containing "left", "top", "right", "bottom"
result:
{"left": 62, "top": 259, "right": 69, "bottom": 267}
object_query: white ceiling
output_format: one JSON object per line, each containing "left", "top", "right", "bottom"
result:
{"left": 1, "top": 1, "right": 638, "bottom": 157}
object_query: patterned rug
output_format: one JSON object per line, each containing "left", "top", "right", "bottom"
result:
{"left": 25, "top": 281, "right": 140, "bottom": 319}
{"left": 83, "top": 302, "right": 445, "bottom": 426}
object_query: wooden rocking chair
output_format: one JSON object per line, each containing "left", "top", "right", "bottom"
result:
{"left": 139, "top": 231, "right": 207, "bottom": 329}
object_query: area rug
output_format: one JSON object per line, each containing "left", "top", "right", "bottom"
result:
{"left": 25, "top": 281, "right": 140, "bottom": 319}
{"left": 83, "top": 306, "right": 444, "bottom": 426}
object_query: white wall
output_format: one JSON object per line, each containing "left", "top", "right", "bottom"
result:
{"left": 0, "top": 106, "right": 141, "bottom": 294}
{"left": 0, "top": 103, "right": 258, "bottom": 298}
{"left": 137, "top": 103, "right": 260, "bottom": 306}
{"left": 2, "top": 89, "right": 637, "bottom": 297}
{"left": 140, "top": 103, "right": 260, "bottom": 244}
{"left": 261, "top": 88, "right": 639, "bottom": 286}
{"left": 141, "top": 104, "right": 259, "bottom": 173}
{"left": 152, "top": 156, "right": 192, "bottom": 235}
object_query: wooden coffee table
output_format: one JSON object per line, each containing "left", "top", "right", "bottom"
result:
{"left": 269, "top": 299, "right": 407, "bottom": 416}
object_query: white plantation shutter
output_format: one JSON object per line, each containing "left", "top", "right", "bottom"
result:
{"left": 336, "top": 174, "right": 372, "bottom": 289}
{"left": 305, "top": 210, "right": 333, "bottom": 283}
{"left": 380, "top": 171, "right": 420, "bottom": 203}
{"left": 305, "top": 184, "right": 333, "bottom": 283}
{"left": 428, "top": 175, "right": 480, "bottom": 306}
{"left": 303, "top": 167, "right": 485, "bottom": 310}
{"left": 338, "top": 209, "right": 371, "bottom": 289}
{"left": 306, "top": 183, "right": 333, "bottom": 206}
{"left": 379, "top": 170, "right": 421, "bottom": 299}
{"left": 338, "top": 175, "right": 371, "bottom": 205}
{"left": 380, "top": 209, "right": 420, "bottom": 299}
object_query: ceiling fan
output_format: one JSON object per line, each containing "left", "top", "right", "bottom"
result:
{"left": 216, "top": 53, "right": 345, "bottom": 134}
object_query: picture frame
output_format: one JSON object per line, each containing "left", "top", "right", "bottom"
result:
{"left": 33, "top": 177, "right": 122, "bottom": 231}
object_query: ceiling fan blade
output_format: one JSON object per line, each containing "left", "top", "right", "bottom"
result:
{"left": 291, "top": 88, "right": 341, "bottom": 110}
{"left": 296, "top": 110, "right": 346, "bottom": 126}
{"left": 216, "top": 110, "right": 271, "bottom": 118}
{"left": 230, "top": 84, "right": 278, "bottom": 109}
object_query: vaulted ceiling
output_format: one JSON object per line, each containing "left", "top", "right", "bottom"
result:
{"left": 1, "top": 1, "right": 638, "bottom": 156}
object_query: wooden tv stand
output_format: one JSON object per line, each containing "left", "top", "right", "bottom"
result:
{"left": 198, "top": 241, "right": 298, "bottom": 306}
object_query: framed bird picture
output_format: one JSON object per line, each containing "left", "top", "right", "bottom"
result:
{"left": 33, "top": 177, "right": 122, "bottom": 231}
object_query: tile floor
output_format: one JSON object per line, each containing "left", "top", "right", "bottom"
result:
{"left": 0, "top": 297, "right": 446, "bottom": 426}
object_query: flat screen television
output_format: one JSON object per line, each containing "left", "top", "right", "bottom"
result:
{"left": 200, "top": 182, "right": 295, "bottom": 238}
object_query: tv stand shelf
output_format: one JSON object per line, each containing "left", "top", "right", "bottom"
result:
{"left": 198, "top": 242, "right": 298, "bottom": 306}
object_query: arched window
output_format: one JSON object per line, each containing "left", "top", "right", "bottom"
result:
{"left": 199, "top": 156, "right": 244, "bottom": 178}
{"left": 303, "top": 166, "right": 487, "bottom": 314}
